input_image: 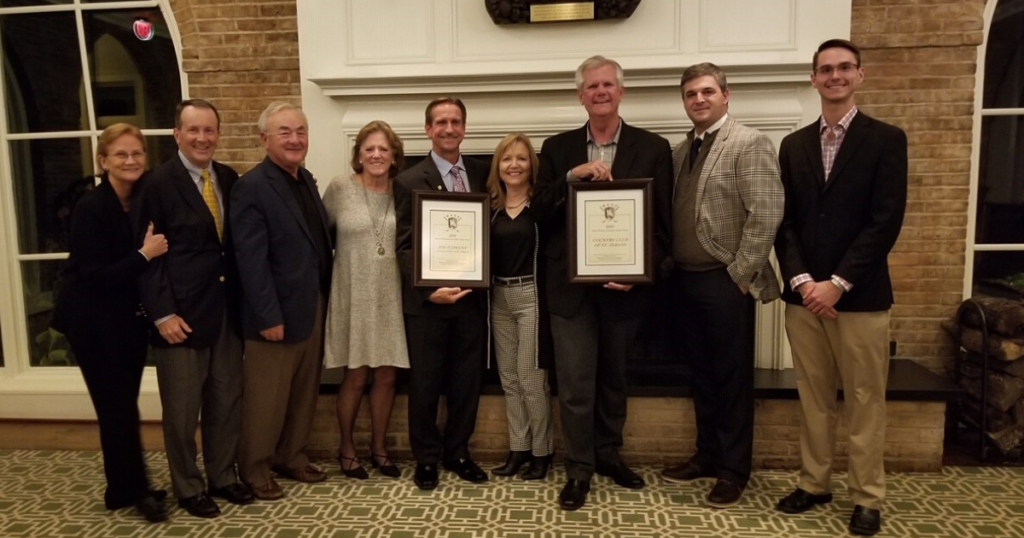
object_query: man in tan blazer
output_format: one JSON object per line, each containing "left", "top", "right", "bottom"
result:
{"left": 660, "top": 63, "right": 784, "bottom": 509}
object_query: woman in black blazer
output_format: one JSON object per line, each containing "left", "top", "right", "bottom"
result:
{"left": 52, "top": 123, "right": 169, "bottom": 523}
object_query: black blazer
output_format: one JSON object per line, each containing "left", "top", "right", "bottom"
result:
{"left": 394, "top": 155, "right": 490, "bottom": 318}
{"left": 774, "top": 112, "right": 908, "bottom": 312}
{"left": 53, "top": 179, "right": 149, "bottom": 344}
{"left": 230, "top": 157, "right": 333, "bottom": 343}
{"left": 136, "top": 157, "right": 240, "bottom": 348}
{"left": 532, "top": 121, "right": 673, "bottom": 320}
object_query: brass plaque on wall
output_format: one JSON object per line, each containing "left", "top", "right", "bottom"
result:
{"left": 530, "top": 3, "right": 595, "bottom": 22}
{"left": 486, "top": 0, "right": 641, "bottom": 25}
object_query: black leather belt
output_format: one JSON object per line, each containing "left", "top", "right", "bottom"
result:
{"left": 492, "top": 275, "right": 535, "bottom": 286}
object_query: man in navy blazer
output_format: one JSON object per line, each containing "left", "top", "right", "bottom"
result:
{"left": 137, "top": 100, "right": 253, "bottom": 518}
{"left": 533, "top": 56, "right": 673, "bottom": 511}
{"left": 393, "top": 97, "right": 490, "bottom": 490}
{"left": 230, "top": 102, "right": 333, "bottom": 500}
{"left": 773, "top": 40, "right": 907, "bottom": 537}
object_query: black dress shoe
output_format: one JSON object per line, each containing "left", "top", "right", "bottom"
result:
{"left": 134, "top": 496, "right": 168, "bottom": 523}
{"left": 491, "top": 451, "right": 532, "bottom": 477}
{"left": 443, "top": 458, "right": 489, "bottom": 483}
{"left": 558, "top": 479, "right": 591, "bottom": 511}
{"left": 148, "top": 489, "right": 168, "bottom": 502}
{"left": 414, "top": 463, "right": 439, "bottom": 490}
{"left": 706, "top": 479, "right": 744, "bottom": 509}
{"left": 521, "top": 454, "right": 552, "bottom": 481}
{"left": 776, "top": 488, "right": 834, "bottom": 514}
{"left": 177, "top": 492, "right": 220, "bottom": 518}
{"left": 849, "top": 505, "right": 882, "bottom": 536}
{"left": 210, "top": 482, "right": 255, "bottom": 505}
{"left": 595, "top": 460, "right": 645, "bottom": 489}
{"left": 661, "top": 461, "right": 716, "bottom": 484}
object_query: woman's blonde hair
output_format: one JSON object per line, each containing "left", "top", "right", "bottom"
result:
{"left": 486, "top": 133, "right": 539, "bottom": 210}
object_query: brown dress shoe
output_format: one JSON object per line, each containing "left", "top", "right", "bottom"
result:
{"left": 705, "top": 479, "right": 744, "bottom": 509}
{"left": 661, "top": 461, "right": 716, "bottom": 484}
{"left": 278, "top": 464, "right": 327, "bottom": 483}
{"left": 249, "top": 478, "right": 284, "bottom": 501}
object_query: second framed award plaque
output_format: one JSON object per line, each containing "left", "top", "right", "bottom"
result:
{"left": 567, "top": 179, "right": 653, "bottom": 284}
{"left": 412, "top": 191, "right": 491, "bottom": 288}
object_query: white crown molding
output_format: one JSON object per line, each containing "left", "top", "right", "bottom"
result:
{"left": 310, "top": 64, "right": 812, "bottom": 98}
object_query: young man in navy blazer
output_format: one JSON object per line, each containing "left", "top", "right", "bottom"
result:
{"left": 774, "top": 39, "right": 908, "bottom": 537}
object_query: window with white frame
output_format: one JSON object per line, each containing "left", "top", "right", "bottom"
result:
{"left": 0, "top": 0, "right": 182, "bottom": 368}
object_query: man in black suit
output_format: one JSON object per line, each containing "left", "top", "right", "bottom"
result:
{"left": 137, "top": 99, "right": 253, "bottom": 518}
{"left": 230, "top": 102, "right": 333, "bottom": 500}
{"left": 533, "top": 56, "right": 673, "bottom": 510}
{"left": 773, "top": 39, "right": 907, "bottom": 537}
{"left": 394, "top": 97, "right": 489, "bottom": 490}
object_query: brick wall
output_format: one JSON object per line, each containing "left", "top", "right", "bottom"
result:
{"left": 851, "top": 0, "right": 985, "bottom": 372}
{"left": 168, "top": 0, "right": 302, "bottom": 172}
{"left": 308, "top": 396, "right": 947, "bottom": 472}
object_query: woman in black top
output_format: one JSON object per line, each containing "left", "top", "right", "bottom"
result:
{"left": 487, "top": 133, "right": 554, "bottom": 480}
{"left": 52, "top": 123, "right": 169, "bottom": 522}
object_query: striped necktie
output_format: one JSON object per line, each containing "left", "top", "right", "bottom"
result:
{"left": 201, "top": 169, "right": 223, "bottom": 241}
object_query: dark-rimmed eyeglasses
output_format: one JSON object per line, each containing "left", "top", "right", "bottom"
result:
{"left": 814, "top": 62, "right": 860, "bottom": 77}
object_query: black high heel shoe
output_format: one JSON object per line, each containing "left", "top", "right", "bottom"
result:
{"left": 491, "top": 451, "right": 532, "bottom": 476}
{"left": 371, "top": 453, "right": 401, "bottom": 478}
{"left": 339, "top": 455, "right": 369, "bottom": 480}
{"left": 522, "top": 454, "right": 552, "bottom": 480}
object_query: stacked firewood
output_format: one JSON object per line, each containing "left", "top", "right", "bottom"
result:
{"left": 942, "top": 296, "right": 1024, "bottom": 452}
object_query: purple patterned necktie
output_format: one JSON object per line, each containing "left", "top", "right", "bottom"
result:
{"left": 451, "top": 166, "right": 467, "bottom": 192}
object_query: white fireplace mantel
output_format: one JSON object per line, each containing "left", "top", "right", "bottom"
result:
{"left": 296, "top": 0, "right": 853, "bottom": 369}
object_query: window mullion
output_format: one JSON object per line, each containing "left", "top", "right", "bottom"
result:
{"left": 0, "top": 21, "right": 17, "bottom": 374}
{"left": 74, "top": 4, "right": 97, "bottom": 146}
{"left": 980, "top": 108, "right": 1024, "bottom": 116}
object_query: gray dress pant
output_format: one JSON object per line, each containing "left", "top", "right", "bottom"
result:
{"left": 550, "top": 294, "right": 640, "bottom": 482}
{"left": 155, "top": 311, "right": 243, "bottom": 499}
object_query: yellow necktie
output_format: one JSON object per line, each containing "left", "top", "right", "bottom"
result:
{"left": 201, "top": 169, "right": 223, "bottom": 241}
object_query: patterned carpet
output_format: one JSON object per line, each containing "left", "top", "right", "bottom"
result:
{"left": 0, "top": 450, "right": 1022, "bottom": 537}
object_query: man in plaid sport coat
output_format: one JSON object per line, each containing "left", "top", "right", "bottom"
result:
{"left": 660, "top": 63, "right": 784, "bottom": 509}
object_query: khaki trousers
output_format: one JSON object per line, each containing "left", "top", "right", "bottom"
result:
{"left": 239, "top": 299, "right": 325, "bottom": 485}
{"left": 785, "top": 304, "right": 889, "bottom": 509}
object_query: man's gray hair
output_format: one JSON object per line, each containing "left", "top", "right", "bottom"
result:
{"left": 258, "top": 101, "right": 306, "bottom": 133}
{"left": 574, "top": 55, "right": 624, "bottom": 91}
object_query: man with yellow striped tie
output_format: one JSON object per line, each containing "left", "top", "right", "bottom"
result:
{"left": 137, "top": 99, "right": 254, "bottom": 518}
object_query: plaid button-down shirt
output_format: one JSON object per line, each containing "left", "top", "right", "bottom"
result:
{"left": 820, "top": 106, "right": 858, "bottom": 179}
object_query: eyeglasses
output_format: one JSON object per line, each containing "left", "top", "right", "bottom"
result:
{"left": 107, "top": 151, "right": 146, "bottom": 162}
{"left": 814, "top": 62, "right": 859, "bottom": 77}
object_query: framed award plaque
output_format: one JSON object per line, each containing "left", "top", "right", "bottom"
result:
{"left": 567, "top": 179, "right": 653, "bottom": 284}
{"left": 412, "top": 191, "right": 491, "bottom": 288}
